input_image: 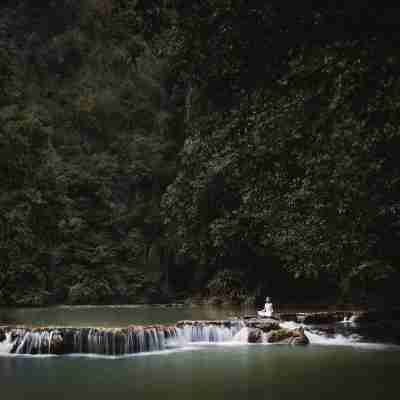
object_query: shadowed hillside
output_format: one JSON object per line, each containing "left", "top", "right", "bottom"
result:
{"left": 1, "top": 1, "right": 399, "bottom": 307}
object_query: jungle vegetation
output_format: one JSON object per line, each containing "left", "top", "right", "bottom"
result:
{"left": 1, "top": 0, "right": 399, "bottom": 307}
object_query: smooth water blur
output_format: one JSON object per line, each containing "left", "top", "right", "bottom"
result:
{"left": 0, "top": 305, "right": 251, "bottom": 327}
{"left": 1, "top": 345, "right": 399, "bottom": 400}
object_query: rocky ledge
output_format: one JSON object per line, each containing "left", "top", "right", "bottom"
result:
{"left": 0, "top": 325, "right": 179, "bottom": 355}
{"left": 276, "top": 309, "right": 400, "bottom": 325}
{"left": 0, "top": 318, "right": 310, "bottom": 355}
{"left": 177, "top": 318, "right": 309, "bottom": 345}
{"left": 275, "top": 309, "right": 400, "bottom": 344}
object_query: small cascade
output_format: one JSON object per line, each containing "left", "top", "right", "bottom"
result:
{"left": 6, "top": 317, "right": 369, "bottom": 357}
{"left": 0, "top": 332, "right": 15, "bottom": 354}
{"left": 0, "top": 326, "right": 181, "bottom": 356}
{"left": 233, "top": 327, "right": 250, "bottom": 343}
{"left": 279, "top": 321, "right": 363, "bottom": 346}
{"left": 341, "top": 314, "right": 358, "bottom": 325}
{"left": 176, "top": 320, "right": 245, "bottom": 343}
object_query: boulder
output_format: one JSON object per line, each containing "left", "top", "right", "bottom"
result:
{"left": 0, "top": 328, "right": 5, "bottom": 342}
{"left": 49, "top": 331, "right": 64, "bottom": 355}
{"left": 248, "top": 328, "right": 263, "bottom": 343}
{"left": 266, "top": 328, "right": 293, "bottom": 343}
{"left": 267, "top": 327, "right": 309, "bottom": 345}
{"left": 255, "top": 322, "right": 280, "bottom": 332}
{"left": 289, "top": 327, "right": 309, "bottom": 345}
{"left": 245, "top": 319, "right": 280, "bottom": 332}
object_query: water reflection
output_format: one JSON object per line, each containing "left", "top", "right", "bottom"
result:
{"left": 0, "top": 310, "right": 18, "bottom": 325}
{"left": 2, "top": 345, "right": 398, "bottom": 400}
{"left": 0, "top": 305, "right": 256, "bottom": 327}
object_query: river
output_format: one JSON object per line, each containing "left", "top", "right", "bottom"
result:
{"left": 1, "top": 305, "right": 399, "bottom": 400}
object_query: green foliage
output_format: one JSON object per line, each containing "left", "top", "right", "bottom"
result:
{"left": 163, "top": 2, "right": 400, "bottom": 304}
{"left": 2, "top": 1, "right": 400, "bottom": 307}
{"left": 0, "top": 0, "right": 179, "bottom": 306}
{"left": 207, "top": 270, "right": 249, "bottom": 304}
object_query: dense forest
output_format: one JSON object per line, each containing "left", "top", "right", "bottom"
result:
{"left": 1, "top": 0, "right": 400, "bottom": 307}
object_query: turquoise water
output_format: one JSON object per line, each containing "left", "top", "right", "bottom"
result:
{"left": 1, "top": 306, "right": 399, "bottom": 400}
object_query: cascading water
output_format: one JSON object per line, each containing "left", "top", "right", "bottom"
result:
{"left": 0, "top": 322, "right": 247, "bottom": 356}
{"left": 278, "top": 320, "right": 385, "bottom": 348}
{"left": 0, "top": 326, "right": 181, "bottom": 356}
{"left": 0, "top": 332, "right": 15, "bottom": 354}
{"left": 3, "top": 316, "right": 390, "bottom": 357}
{"left": 176, "top": 320, "right": 246, "bottom": 343}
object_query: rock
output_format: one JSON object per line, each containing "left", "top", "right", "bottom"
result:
{"left": 267, "top": 328, "right": 293, "bottom": 343}
{"left": 248, "top": 328, "right": 263, "bottom": 343}
{"left": 245, "top": 320, "right": 280, "bottom": 333}
{"left": 290, "top": 327, "right": 309, "bottom": 345}
{"left": 266, "top": 327, "right": 309, "bottom": 345}
{"left": 0, "top": 328, "right": 5, "bottom": 342}
{"left": 175, "top": 319, "right": 241, "bottom": 329}
{"left": 50, "top": 331, "right": 64, "bottom": 355}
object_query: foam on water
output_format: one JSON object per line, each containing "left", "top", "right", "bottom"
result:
{"left": 176, "top": 322, "right": 244, "bottom": 343}
{"left": 64, "top": 346, "right": 199, "bottom": 359}
{"left": 280, "top": 321, "right": 398, "bottom": 349}
{"left": 0, "top": 333, "right": 15, "bottom": 354}
{"left": 2, "top": 319, "right": 398, "bottom": 358}
{"left": 233, "top": 327, "right": 250, "bottom": 343}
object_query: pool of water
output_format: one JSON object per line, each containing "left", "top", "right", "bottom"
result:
{"left": 1, "top": 345, "right": 399, "bottom": 400}
{"left": 0, "top": 305, "right": 250, "bottom": 327}
{"left": 1, "top": 306, "right": 399, "bottom": 400}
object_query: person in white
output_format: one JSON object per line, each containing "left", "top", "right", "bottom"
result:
{"left": 264, "top": 297, "right": 274, "bottom": 317}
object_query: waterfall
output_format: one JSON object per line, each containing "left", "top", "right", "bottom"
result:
{"left": 176, "top": 320, "right": 245, "bottom": 343}
{"left": 279, "top": 321, "right": 370, "bottom": 347}
{"left": 0, "top": 332, "right": 15, "bottom": 354}
{"left": 0, "top": 321, "right": 246, "bottom": 356}
{"left": 0, "top": 326, "right": 181, "bottom": 356}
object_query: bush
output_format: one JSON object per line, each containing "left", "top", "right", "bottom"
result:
{"left": 207, "top": 269, "right": 249, "bottom": 304}
{"left": 67, "top": 278, "right": 115, "bottom": 305}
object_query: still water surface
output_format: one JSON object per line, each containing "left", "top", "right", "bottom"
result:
{"left": 1, "top": 306, "right": 399, "bottom": 400}
{"left": 0, "top": 304, "right": 246, "bottom": 327}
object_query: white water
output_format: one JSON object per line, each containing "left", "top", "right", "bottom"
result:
{"left": 176, "top": 321, "right": 245, "bottom": 343}
{"left": 0, "top": 332, "right": 14, "bottom": 354}
{"left": 0, "top": 324, "right": 245, "bottom": 356}
{"left": 279, "top": 321, "right": 395, "bottom": 349}
{"left": 1, "top": 320, "right": 397, "bottom": 357}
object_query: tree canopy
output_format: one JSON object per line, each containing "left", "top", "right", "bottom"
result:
{"left": 1, "top": 1, "right": 399, "bottom": 306}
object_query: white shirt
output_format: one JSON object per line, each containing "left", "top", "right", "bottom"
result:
{"left": 264, "top": 302, "right": 274, "bottom": 317}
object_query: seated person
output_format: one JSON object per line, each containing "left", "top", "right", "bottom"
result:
{"left": 264, "top": 297, "right": 274, "bottom": 317}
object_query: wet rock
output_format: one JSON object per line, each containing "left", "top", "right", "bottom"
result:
{"left": 248, "top": 328, "right": 263, "bottom": 343}
{"left": 266, "top": 328, "right": 292, "bottom": 343}
{"left": 290, "top": 327, "right": 309, "bottom": 345}
{"left": 0, "top": 327, "right": 6, "bottom": 342}
{"left": 176, "top": 319, "right": 241, "bottom": 329}
{"left": 244, "top": 319, "right": 280, "bottom": 332}
{"left": 50, "top": 331, "right": 64, "bottom": 354}
{"left": 278, "top": 311, "right": 351, "bottom": 325}
{"left": 267, "top": 327, "right": 309, "bottom": 345}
